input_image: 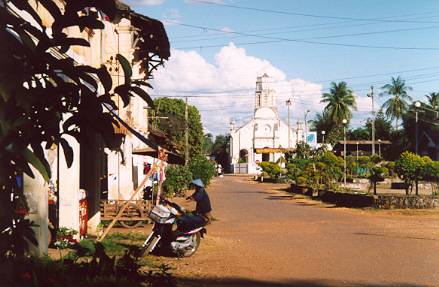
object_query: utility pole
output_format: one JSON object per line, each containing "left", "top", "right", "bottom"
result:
{"left": 367, "top": 86, "right": 375, "bottom": 155}
{"left": 286, "top": 99, "right": 291, "bottom": 149}
{"left": 342, "top": 119, "right": 348, "bottom": 187}
{"left": 415, "top": 101, "right": 421, "bottom": 154}
{"left": 185, "top": 96, "right": 189, "bottom": 165}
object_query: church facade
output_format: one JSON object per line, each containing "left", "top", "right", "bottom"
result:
{"left": 230, "top": 74, "right": 302, "bottom": 174}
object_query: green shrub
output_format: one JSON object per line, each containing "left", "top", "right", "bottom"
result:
{"left": 164, "top": 165, "right": 192, "bottom": 196}
{"left": 395, "top": 151, "right": 427, "bottom": 195}
{"left": 259, "top": 162, "right": 282, "bottom": 179}
{"left": 385, "top": 161, "right": 396, "bottom": 177}
{"left": 369, "top": 165, "right": 389, "bottom": 194}
{"left": 188, "top": 155, "right": 215, "bottom": 186}
{"left": 296, "top": 176, "right": 307, "bottom": 186}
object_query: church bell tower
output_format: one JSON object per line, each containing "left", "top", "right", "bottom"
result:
{"left": 255, "top": 73, "right": 277, "bottom": 111}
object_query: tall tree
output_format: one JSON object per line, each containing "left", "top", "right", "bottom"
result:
{"left": 310, "top": 112, "right": 340, "bottom": 143}
{"left": 380, "top": 76, "right": 412, "bottom": 129}
{"left": 365, "top": 110, "right": 392, "bottom": 140}
{"left": 202, "top": 133, "right": 214, "bottom": 155}
{"left": 211, "top": 134, "right": 230, "bottom": 171}
{"left": 425, "top": 92, "right": 439, "bottom": 111}
{"left": 321, "top": 81, "right": 357, "bottom": 125}
{"left": 153, "top": 98, "right": 204, "bottom": 159}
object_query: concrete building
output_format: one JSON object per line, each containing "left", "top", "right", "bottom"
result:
{"left": 8, "top": 0, "right": 170, "bottom": 255}
{"left": 230, "top": 74, "right": 300, "bottom": 174}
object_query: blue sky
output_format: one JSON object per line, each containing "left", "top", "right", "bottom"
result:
{"left": 128, "top": 0, "right": 439, "bottom": 135}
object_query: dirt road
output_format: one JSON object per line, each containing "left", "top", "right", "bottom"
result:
{"left": 164, "top": 176, "right": 439, "bottom": 287}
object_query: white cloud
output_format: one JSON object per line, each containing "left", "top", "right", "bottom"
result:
{"left": 125, "top": 0, "right": 165, "bottom": 6}
{"left": 151, "top": 43, "right": 323, "bottom": 135}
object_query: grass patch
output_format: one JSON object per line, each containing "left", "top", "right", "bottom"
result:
{"left": 106, "top": 232, "right": 146, "bottom": 241}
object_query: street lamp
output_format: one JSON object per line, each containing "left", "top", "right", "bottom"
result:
{"left": 415, "top": 101, "right": 421, "bottom": 154}
{"left": 342, "top": 119, "right": 348, "bottom": 187}
{"left": 321, "top": 130, "right": 326, "bottom": 144}
{"left": 286, "top": 99, "right": 292, "bottom": 149}
{"left": 378, "top": 139, "right": 382, "bottom": 158}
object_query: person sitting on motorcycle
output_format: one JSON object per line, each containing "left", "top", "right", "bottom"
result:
{"left": 178, "top": 178, "right": 212, "bottom": 231}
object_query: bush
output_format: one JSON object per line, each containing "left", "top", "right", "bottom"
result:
{"left": 423, "top": 160, "right": 439, "bottom": 195}
{"left": 369, "top": 165, "right": 389, "bottom": 194}
{"left": 188, "top": 155, "right": 215, "bottom": 186}
{"left": 164, "top": 165, "right": 192, "bottom": 196}
{"left": 385, "top": 161, "right": 396, "bottom": 177}
{"left": 395, "top": 151, "right": 426, "bottom": 195}
{"left": 296, "top": 176, "right": 307, "bottom": 186}
{"left": 259, "top": 162, "right": 282, "bottom": 179}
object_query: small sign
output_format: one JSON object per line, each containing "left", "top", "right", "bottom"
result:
{"left": 306, "top": 132, "right": 318, "bottom": 148}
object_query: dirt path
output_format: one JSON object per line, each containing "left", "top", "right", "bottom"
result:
{"left": 162, "top": 176, "right": 439, "bottom": 287}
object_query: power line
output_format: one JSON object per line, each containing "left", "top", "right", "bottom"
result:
{"left": 174, "top": 22, "right": 439, "bottom": 51}
{"left": 173, "top": 25, "right": 439, "bottom": 48}
{"left": 191, "top": 0, "right": 439, "bottom": 24}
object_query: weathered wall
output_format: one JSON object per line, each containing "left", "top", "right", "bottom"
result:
{"left": 374, "top": 194, "right": 439, "bottom": 209}
{"left": 290, "top": 184, "right": 439, "bottom": 209}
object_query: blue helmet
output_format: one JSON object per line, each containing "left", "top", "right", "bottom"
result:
{"left": 192, "top": 178, "right": 204, "bottom": 188}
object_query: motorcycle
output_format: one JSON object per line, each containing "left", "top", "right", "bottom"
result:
{"left": 140, "top": 199, "right": 206, "bottom": 257}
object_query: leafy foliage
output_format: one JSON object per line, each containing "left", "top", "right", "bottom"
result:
{"left": 164, "top": 165, "right": 192, "bottom": 196}
{"left": 0, "top": 0, "right": 166, "bottom": 259}
{"left": 152, "top": 98, "right": 203, "bottom": 159}
{"left": 188, "top": 155, "right": 215, "bottom": 186}
{"left": 369, "top": 165, "right": 389, "bottom": 195}
{"left": 211, "top": 134, "right": 230, "bottom": 171}
{"left": 321, "top": 81, "right": 357, "bottom": 124}
{"left": 425, "top": 92, "right": 439, "bottom": 111}
{"left": 202, "top": 133, "right": 214, "bottom": 155}
{"left": 380, "top": 76, "right": 412, "bottom": 129}
{"left": 0, "top": 240, "right": 175, "bottom": 287}
{"left": 395, "top": 151, "right": 427, "bottom": 195}
{"left": 259, "top": 162, "right": 282, "bottom": 179}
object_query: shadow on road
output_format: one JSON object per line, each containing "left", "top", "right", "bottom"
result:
{"left": 266, "top": 195, "right": 295, "bottom": 200}
{"left": 175, "top": 277, "right": 428, "bottom": 287}
{"left": 353, "top": 232, "right": 438, "bottom": 242}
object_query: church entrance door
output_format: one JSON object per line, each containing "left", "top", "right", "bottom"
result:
{"left": 262, "top": 153, "right": 270, "bottom": 162}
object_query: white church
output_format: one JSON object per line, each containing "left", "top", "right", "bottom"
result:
{"left": 230, "top": 74, "right": 306, "bottom": 174}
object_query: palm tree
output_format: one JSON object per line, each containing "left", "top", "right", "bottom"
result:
{"left": 380, "top": 76, "right": 412, "bottom": 129}
{"left": 321, "top": 81, "right": 357, "bottom": 124}
{"left": 425, "top": 92, "right": 439, "bottom": 111}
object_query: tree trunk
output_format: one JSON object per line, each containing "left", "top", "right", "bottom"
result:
{"left": 373, "top": 182, "right": 377, "bottom": 195}
{"left": 415, "top": 179, "right": 419, "bottom": 195}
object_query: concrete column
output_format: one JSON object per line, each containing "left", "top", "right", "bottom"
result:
{"left": 23, "top": 169, "right": 48, "bottom": 256}
{"left": 58, "top": 138, "right": 80, "bottom": 240}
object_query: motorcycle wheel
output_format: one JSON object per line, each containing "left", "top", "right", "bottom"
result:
{"left": 179, "top": 232, "right": 201, "bottom": 257}
{"left": 138, "top": 235, "right": 160, "bottom": 257}
{"left": 145, "top": 235, "right": 161, "bottom": 255}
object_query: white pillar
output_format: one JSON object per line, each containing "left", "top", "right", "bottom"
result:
{"left": 58, "top": 139, "right": 81, "bottom": 240}
{"left": 23, "top": 171, "right": 48, "bottom": 256}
